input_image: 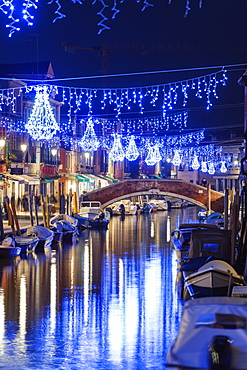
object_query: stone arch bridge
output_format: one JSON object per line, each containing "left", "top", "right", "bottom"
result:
{"left": 82, "top": 179, "right": 224, "bottom": 213}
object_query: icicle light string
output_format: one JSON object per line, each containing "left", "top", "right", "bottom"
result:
{"left": 1, "top": 0, "right": 205, "bottom": 37}
{"left": 0, "top": 69, "right": 228, "bottom": 120}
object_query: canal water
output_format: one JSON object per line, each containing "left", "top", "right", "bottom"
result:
{"left": 0, "top": 206, "right": 200, "bottom": 370}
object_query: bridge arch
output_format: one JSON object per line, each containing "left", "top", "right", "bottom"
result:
{"left": 82, "top": 179, "right": 224, "bottom": 213}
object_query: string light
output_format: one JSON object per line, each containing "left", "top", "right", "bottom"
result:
{"left": 220, "top": 161, "right": 227, "bottom": 173}
{"left": 208, "top": 162, "right": 215, "bottom": 175}
{"left": 191, "top": 154, "right": 200, "bottom": 170}
{"left": 201, "top": 161, "right": 208, "bottom": 172}
{"left": 125, "top": 136, "right": 139, "bottom": 161}
{"left": 172, "top": 150, "right": 181, "bottom": 167}
{"left": 0, "top": 0, "right": 205, "bottom": 37}
{"left": 79, "top": 117, "right": 100, "bottom": 153}
{"left": 25, "top": 85, "right": 59, "bottom": 141}
{"left": 0, "top": 69, "right": 227, "bottom": 121}
{"left": 145, "top": 145, "right": 162, "bottom": 166}
{"left": 109, "top": 134, "right": 125, "bottom": 162}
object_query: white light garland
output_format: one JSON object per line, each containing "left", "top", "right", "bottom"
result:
{"left": 191, "top": 154, "right": 200, "bottom": 170}
{"left": 201, "top": 161, "right": 208, "bottom": 173}
{"left": 208, "top": 162, "right": 215, "bottom": 175}
{"left": 0, "top": 69, "right": 228, "bottom": 120}
{"left": 79, "top": 117, "right": 100, "bottom": 153}
{"left": 145, "top": 145, "right": 162, "bottom": 166}
{"left": 125, "top": 136, "right": 139, "bottom": 161}
{"left": 0, "top": 0, "right": 204, "bottom": 37}
{"left": 25, "top": 85, "right": 59, "bottom": 141}
{"left": 220, "top": 161, "right": 227, "bottom": 173}
{"left": 109, "top": 134, "right": 125, "bottom": 162}
{"left": 172, "top": 150, "right": 181, "bottom": 167}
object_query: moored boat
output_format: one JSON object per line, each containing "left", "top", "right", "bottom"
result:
{"left": 50, "top": 214, "right": 79, "bottom": 243}
{"left": 0, "top": 237, "right": 21, "bottom": 258}
{"left": 21, "top": 226, "right": 54, "bottom": 253}
{"left": 171, "top": 223, "right": 220, "bottom": 264}
{"left": 15, "top": 234, "right": 39, "bottom": 254}
{"left": 166, "top": 296, "right": 247, "bottom": 369}
{"left": 183, "top": 259, "right": 247, "bottom": 301}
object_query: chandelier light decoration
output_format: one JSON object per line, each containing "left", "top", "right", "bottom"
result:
{"left": 125, "top": 136, "right": 139, "bottom": 161}
{"left": 220, "top": 161, "right": 227, "bottom": 173}
{"left": 201, "top": 161, "right": 208, "bottom": 173}
{"left": 25, "top": 85, "right": 59, "bottom": 141}
{"left": 109, "top": 134, "right": 125, "bottom": 162}
{"left": 172, "top": 150, "right": 182, "bottom": 167}
{"left": 79, "top": 117, "right": 100, "bottom": 153}
{"left": 145, "top": 145, "right": 162, "bottom": 166}
{"left": 191, "top": 154, "right": 200, "bottom": 170}
{"left": 0, "top": 0, "right": 204, "bottom": 37}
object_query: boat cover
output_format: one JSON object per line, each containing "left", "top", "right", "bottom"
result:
{"left": 1, "top": 237, "right": 15, "bottom": 247}
{"left": 188, "top": 228, "right": 232, "bottom": 261}
{"left": 50, "top": 214, "right": 78, "bottom": 228}
{"left": 166, "top": 296, "right": 247, "bottom": 369}
{"left": 24, "top": 226, "right": 53, "bottom": 240}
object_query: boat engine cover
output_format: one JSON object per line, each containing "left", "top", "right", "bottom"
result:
{"left": 208, "top": 335, "right": 232, "bottom": 370}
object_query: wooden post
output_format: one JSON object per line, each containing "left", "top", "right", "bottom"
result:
{"left": 206, "top": 183, "right": 211, "bottom": 215}
{"left": 66, "top": 195, "right": 69, "bottom": 215}
{"left": 46, "top": 194, "right": 50, "bottom": 227}
{"left": 224, "top": 188, "right": 229, "bottom": 230}
{"left": 29, "top": 195, "right": 34, "bottom": 227}
{"left": 11, "top": 199, "right": 21, "bottom": 236}
{"left": 41, "top": 195, "right": 47, "bottom": 228}
{"left": 0, "top": 205, "right": 4, "bottom": 241}
{"left": 73, "top": 192, "right": 78, "bottom": 213}
{"left": 34, "top": 195, "right": 39, "bottom": 226}
{"left": 5, "top": 201, "right": 16, "bottom": 236}
{"left": 230, "top": 190, "right": 240, "bottom": 266}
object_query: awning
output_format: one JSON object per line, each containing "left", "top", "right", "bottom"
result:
{"left": 16, "top": 174, "right": 40, "bottom": 185}
{"left": 82, "top": 174, "right": 96, "bottom": 182}
{"left": 2, "top": 174, "right": 20, "bottom": 181}
{"left": 77, "top": 175, "right": 89, "bottom": 182}
{"left": 42, "top": 178, "right": 53, "bottom": 183}
{"left": 104, "top": 175, "right": 118, "bottom": 183}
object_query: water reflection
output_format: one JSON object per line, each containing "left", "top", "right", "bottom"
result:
{"left": 0, "top": 207, "right": 199, "bottom": 369}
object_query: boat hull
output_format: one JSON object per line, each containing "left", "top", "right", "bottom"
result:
{"left": 15, "top": 236, "right": 39, "bottom": 253}
{"left": 184, "top": 262, "right": 246, "bottom": 300}
{"left": 0, "top": 246, "right": 21, "bottom": 258}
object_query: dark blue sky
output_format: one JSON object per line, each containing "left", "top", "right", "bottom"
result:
{"left": 0, "top": 0, "right": 246, "bottom": 130}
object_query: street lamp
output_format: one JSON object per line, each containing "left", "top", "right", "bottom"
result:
{"left": 51, "top": 148, "right": 57, "bottom": 166}
{"left": 0, "top": 139, "right": 5, "bottom": 160}
{"left": 51, "top": 148, "right": 57, "bottom": 157}
{"left": 21, "top": 143, "right": 27, "bottom": 170}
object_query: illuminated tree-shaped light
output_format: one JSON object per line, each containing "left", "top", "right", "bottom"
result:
{"left": 145, "top": 145, "right": 161, "bottom": 166}
{"left": 79, "top": 117, "right": 100, "bottom": 153}
{"left": 25, "top": 86, "right": 59, "bottom": 141}
{"left": 201, "top": 161, "right": 208, "bottom": 173}
{"left": 125, "top": 136, "right": 139, "bottom": 161}
{"left": 191, "top": 154, "right": 200, "bottom": 170}
{"left": 172, "top": 150, "right": 181, "bottom": 167}
{"left": 109, "top": 134, "right": 125, "bottom": 162}
{"left": 208, "top": 162, "right": 215, "bottom": 175}
{"left": 220, "top": 161, "right": 227, "bottom": 173}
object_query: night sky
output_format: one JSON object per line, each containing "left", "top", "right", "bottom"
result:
{"left": 0, "top": 1, "right": 247, "bottom": 131}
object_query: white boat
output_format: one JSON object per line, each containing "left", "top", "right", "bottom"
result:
{"left": 20, "top": 226, "right": 54, "bottom": 253}
{"left": 166, "top": 296, "right": 247, "bottom": 369}
{"left": 79, "top": 201, "right": 102, "bottom": 219}
{"left": 0, "top": 237, "right": 21, "bottom": 258}
{"left": 109, "top": 201, "right": 138, "bottom": 215}
{"left": 149, "top": 199, "right": 168, "bottom": 211}
{"left": 50, "top": 214, "right": 78, "bottom": 243}
{"left": 183, "top": 259, "right": 247, "bottom": 300}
